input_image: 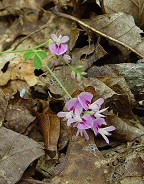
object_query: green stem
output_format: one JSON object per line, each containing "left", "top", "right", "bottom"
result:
{"left": 0, "top": 40, "right": 50, "bottom": 55}
{"left": 63, "top": 58, "right": 76, "bottom": 73}
{"left": 35, "top": 53, "right": 72, "bottom": 99}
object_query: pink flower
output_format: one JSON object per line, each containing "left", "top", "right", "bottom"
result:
{"left": 89, "top": 98, "right": 104, "bottom": 111}
{"left": 52, "top": 58, "right": 57, "bottom": 65}
{"left": 74, "top": 114, "right": 93, "bottom": 140}
{"left": 98, "top": 126, "right": 116, "bottom": 144}
{"left": 93, "top": 118, "right": 115, "bottom": 144}
{"left": 78, "top": 92, "right": 93, "bottom": 110}
{"left": 75, "top": 129, "right": 90, "bottom": 140}
{"left": 57, "top": 98, "right": 83, "bottom": 126}
{"left": 57, "top": 111, "right": 75, "bottom": 126}
{"left": 62, "top": 92, "right": 93, "bottom": 114}
{"left": 92, "top": 118, "right": 107, "bottom": 136}
{"left": 89, "top": 98, "right": 108, "bottom": 119}
{"left": 63, "top": 54, "right": 71, "bottom": 63}
{"left": 57, "top": 92, "right": 116, "bottom": 143}
{"left": 49, "top": 33, "right": 69, "bottom": 55}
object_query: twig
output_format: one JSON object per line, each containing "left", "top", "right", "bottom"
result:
{"left": 50, "top": 7, "right": 144, "bottom": 58}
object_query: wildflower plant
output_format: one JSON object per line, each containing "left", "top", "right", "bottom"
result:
{"left": 0, "top": 30, "right": 116, "bottom": 144}
{"left": 58, "top": 92, "right": 115, "bottom": 143}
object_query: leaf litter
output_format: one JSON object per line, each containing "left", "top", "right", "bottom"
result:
{"left": 0, "top": 0, "right": 144, "bottom": 183}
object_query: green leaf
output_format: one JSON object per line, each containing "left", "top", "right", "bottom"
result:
{"left": 75, "top": 65, "right": 83, "bottom": 72}
{"left": 36, "top": 50, "right": 48, "bottom": 59}
{"left": 80, "top": 72, "right": 87, "bottom": 76}
{"left": 76, "top": 73, "right": 82, "bottom": 82}
{"left": 34, "top": 55, "right": 42, "bottom": 69}
{"left": 24, "top": 51, "right": 35, "bottom": 59}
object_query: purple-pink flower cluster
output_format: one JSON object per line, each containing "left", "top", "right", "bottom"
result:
{"left": 57, "top": 92, "right": 116, "bottom": 144}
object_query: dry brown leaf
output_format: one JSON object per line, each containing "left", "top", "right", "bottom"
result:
{"left": 83, "top": 12, "right": 144, "bottom": 57}
{"left": 99, "top": 76, "right": 136, "bottom": 113}
{"left": 72, "top": 43, "right": 107, "bottom": 70}
{"left": 107, "top": 114, "right": 144, "bottom": 142}
{"left": 69, "top": 27, "right": 81, "bottom": 50}
{"left": 1, "top": 0, "right": 46, "bottom": 17}
{"left": 87, "top": 62, "right": 144, "bottom": 100}
{"left": 4, "top": 98, "right": 36, "bottom": 133}
{"left": 97, "top": 0, "right": 144, "bottom": 29}
{"left": 102, "top": 139, "right": 144, "bottom": 183}
{"left": 52, "top": 9, "right": 144, "bottom": 58}
{"left": 36, "top": 110, "right": 60, "bottom": 158}
{"left": 0, "top": 89, "right": 9, "bottom": 123}
{"left": 49, "top": 132, "right": 107, "bottom": 184}
{"left": 1, "top": 80, "right": 30, "bottom": 99}
{"left": 0, "top": 53, "right": 39, "bottom": 86}
{"left": 11, "top": 62, "right": 39, "bottom": 86}
{"left": 0, "top": 127, "right": 44, "bottom": 184}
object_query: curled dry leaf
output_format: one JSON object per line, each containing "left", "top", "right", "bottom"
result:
{"left": 99, "top": 76, "right": 136, "bottom": 113}
{"left": 0, "top": 53, "right": 38, "bottom": 86}
{"left": 36, "top": 110, "right": 60, "bottom": 158}
{"left": 87, "top": 61, "right": 144, "bottom": 100}
{"left": 72, "top": 43, "right": 107, "bottom": 70}
{"left": 97, "top": 0, "right": 144, "bottom": 29}
{"left": 4, "top": 98, "right": 36, "bottom": 134}
{"left": 107, "top": 114, "right": 144, "bottom": 142}
{"left": 11, "top": 62, "right": 39, "bottom": 86}
{"left": 80, "top": 77, "right": 117, "bottom": 100}
{"left": 0, "top": 127, "right": 44, "bottom": 184}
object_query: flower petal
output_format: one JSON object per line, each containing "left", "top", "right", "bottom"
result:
{"left": 51, "top": 34, "right": 58, "bottom": 42}
{"left": 49, "top": 44, "right": 68, "bottom": 55}
{"left": 102, "top": 126, "right": 116, "bottom": 132}
{"left": 89, "top": 98, "right": 104, "bottom": 110}
{"left": 60, "top": 36, "right": 69, "bottom": 43}
{"left": 66, "top": 98, "right": 83, "bottom": 113}
{"left": 83, "top": 130, "right": 89, "bottom": 140}
{"left": 63, "top": 54, "right": 71, "bottom": 63}
{"left": 67, "top": 118, "right": 75, "bottom": 126}
{"left": 78, "top": 92, "right": 93, "bottom": 110}
{"left": 57, "top": 112, "right": 68, "bottom": 118}
{"left": 98, "top": 129, "right": 110, "bottom": 144}
{"left": 93, "top": 118, "right": 107, "bottom": 136}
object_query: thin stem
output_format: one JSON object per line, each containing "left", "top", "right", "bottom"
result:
{"left": 63, "top": 59, "right": 76, "bottom": 72}
{"left": 35, "top": 53, "right": 72, "bottom": 99}
{"left": 0, "top": 40, "right": 50, "bottom": 55}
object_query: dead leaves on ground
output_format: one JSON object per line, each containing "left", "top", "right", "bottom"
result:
{"left": 0, "top": 127, "right": 44, "bottom": 184}
{"left": 36, "top": 109, "right": 60, "bottom": 158}
{"left": 98, "top": 0, "right": 144, "bottom": 29}
{"left": 0, "top": 0, "right": 144, "bottom": 183}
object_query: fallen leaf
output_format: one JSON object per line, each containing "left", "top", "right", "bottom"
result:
{"left": 107, "top": 114, "right": 144, "bottom": 142}
{"left": 83, "top": 12, "right": 144, "bottom": 57}
{"left": 102, "top": 138, "right": 144, "bottom": 183}
{"left": 0, "top": 127, "right": 44, "bottom": 184}
{"left": 4, "top": 98, "right": 36, "bottom": 133}
{"left": 0, "top": 89, "right": 9, "bottom": 123}
{"left": 87, "top": 61, "right": 144, "bottom": 100}
{"left": 36, "top": 109, "right": 60, "bottom": 158}
{"left": 49, "top": 132, "right": 107, "bottom": 184}
{"left": 72, "top": 43, "right": 107, "bottom": 70}
{"left": 97, "top": 0, "right": 144, "bottom": 29}
{"left": 52, "top": 9, "right": 144, "bottom": 58}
